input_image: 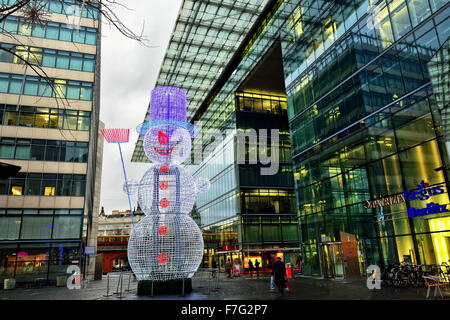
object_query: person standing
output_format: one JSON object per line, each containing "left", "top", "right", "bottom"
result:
{"left": 296, "top": 254, "right": 303, "bottom": 274}
{"left": 248, "top": 259, "right": 254, "bottom": 277}
{"left": 211, "top": 258, "right": 217, "bottom": 278}
{"left": 255, "top": 259, "right": 260, "bottom": 278}
{"left": 226, "top": 258, "right": 232, "bottom": 279}
{"left": 272, "top": 257, "right": 286, "bottom": 293}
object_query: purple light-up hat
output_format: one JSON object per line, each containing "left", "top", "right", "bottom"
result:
{"left": 136, "top": 86, "right": 199, "bottom": 138}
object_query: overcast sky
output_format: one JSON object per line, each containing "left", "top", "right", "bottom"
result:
{"left": 99, "top": 0, "right": 182, "bottom": 214}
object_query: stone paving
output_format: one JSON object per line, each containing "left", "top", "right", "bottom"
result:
{"left": 1, "top": 271, "right": 449, "bottom": 300}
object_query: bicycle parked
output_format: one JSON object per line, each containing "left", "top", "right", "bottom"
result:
{"left": 381, "top": 261, "right": 449, "bottom": 288}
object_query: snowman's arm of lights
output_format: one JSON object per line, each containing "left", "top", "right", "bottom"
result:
{"left": 195, "top": 177, "right": 210, "bottom": 193}
{"left": 122, "top": 180, "right": 140, "bottom": 195}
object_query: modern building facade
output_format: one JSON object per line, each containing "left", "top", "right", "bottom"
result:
{"left": 133, "top": 0, "right": 449, "bottom": 277}
{"left": 0, "top": 1, "right": 101, "bottom": 284}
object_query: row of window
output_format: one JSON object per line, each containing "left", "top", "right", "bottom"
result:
{"left": 0, "top": 137, "right": 89, "bottom": 163}
{"left": 243, "top": 220, "right": 300, "bottom": 243}
{"left": 236, "top": 92, "right": 288, "bottom": 115}
{"left": 0, "top": 173, "right": 86, "bottom": 197}
{"left": 0, "top": 0, "right": 99, "bottom": 19}
{"left": 283, "top": 0, "right": 447, "bottom": 88}
{"left": 241, "top": 189, "right": 297, "bottom": 214}
{"left": 0, "top": 215, "right": 82, "bottom": 240}
{"left": 0, "top": 105, "right": 91, "bottom": 131}
{"left": 0, "top": 15, "right": 98, "bottom": 45}
{"left": 239, "top": 165, "right": 295, "bottom": 189}
{"left": 289, "top": 23, "right": 445, "bottom": 155}
{"left": 0, "top": 208, "right": 83, "bottom": 215}
{"left": 0, "top": 43, "right": 96, "bottom": 73}
{"left": 286, "top": 3, "right": 448, "bottom": 120}
{"left": 0, "top": 73, "right": 93, "bottom": 101}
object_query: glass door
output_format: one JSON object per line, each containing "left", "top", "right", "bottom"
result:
{"left": 320, "top": 243, "right": 345, "bottom": 278}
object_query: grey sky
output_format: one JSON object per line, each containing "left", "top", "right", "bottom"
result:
{"left": 99, "top": 0, "right": 182, "bottom": 213}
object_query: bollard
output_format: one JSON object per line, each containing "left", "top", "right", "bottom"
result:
{"left": 125, "top": 273, "right": 132, "bottom": 292}
{"left": 198, "top": 268, "right": 205, "bottom": 288}
{"left": 117, "top": 273, "right": 124, "bottom": 299}
{"left": 103, "top": 273, "right": 113, "bottom": 297}
{"left": 114, "top": 273, "right": 121, "bottom": 294}
{"left": 151, "top": 280, "right": 154, "bottom": 297}
{"left": 178, "top": 278, "right": 185, "bottom": 297}
{"left": 202, "top": 271, "right": 212, "bottom": 296}
{"left": 212, "top": 269, "right": 220, "bottom": 291}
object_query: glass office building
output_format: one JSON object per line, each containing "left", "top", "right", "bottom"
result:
{"left": 0, "top": 1, "right": 102, "bottom": 284}
{"left": 133, "top": 0, "right": 449, "bottom": 277}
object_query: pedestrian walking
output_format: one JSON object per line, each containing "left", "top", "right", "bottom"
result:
{"left": 226, "top": 258, "right": 232, "bottom": 279}
{"left": 255, "top": 259, "right": 260, "bottom": 278}
{"left": 272, "top": 257, "right": 286, "bottom": 293}
{"left": 248, "top": 259, "right": 253, "bottom": 277}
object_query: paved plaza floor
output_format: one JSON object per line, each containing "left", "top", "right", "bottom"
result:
{"left": 1, "top": 271, "right": 449, "bottom": 300}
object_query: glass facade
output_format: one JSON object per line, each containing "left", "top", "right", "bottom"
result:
{"left": 0, "top": 0, "right": 100, "bottom": 284}
{"left": 189, "top": 90, "right": 301, "bottom": 271}
{"left": 134, "top": 0, "right": 449, "bottom": 277}
{"left": 283, "top": 0, "right": 450, "bottom": 275}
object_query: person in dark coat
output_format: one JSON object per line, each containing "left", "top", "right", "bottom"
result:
{"left": 272, "top": 257, "right": 286, "bottom": 293}
{"left": 248, "top": 259, "right": 253, "bottom": 277}
{"left": 226, "top": 258, "right": 232, "bottom": 278}
{"left": 255, "top": 259, "right": 260, "bottom": 277}
{"left": 211, "top": 258, "right": 217, "bottom": 278}
{"left": 296, "top": 254, "right": 303, "bottom": 274}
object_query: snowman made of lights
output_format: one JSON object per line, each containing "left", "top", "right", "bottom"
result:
{"left": 125, "top": 86, "right": 209, "bottom": 281}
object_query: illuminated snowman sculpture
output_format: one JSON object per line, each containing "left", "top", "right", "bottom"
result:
{"left": 125, "top": 86, "right": 209, "bottom": 281}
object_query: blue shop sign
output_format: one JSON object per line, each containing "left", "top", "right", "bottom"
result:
{"left": 404, "top": 181, "right": 448, "bottom": 218}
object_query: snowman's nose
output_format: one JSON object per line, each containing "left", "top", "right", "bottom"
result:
{"left": 158, "top": 131, "right": 169, "bottom": 145}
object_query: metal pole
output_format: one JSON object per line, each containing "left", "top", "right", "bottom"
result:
{"left": 104, "top": 273, "right": 112, "bottom": 297}
{"left": 119, "top": 273, "right": 124, "bottom": 299}
{"left": 117, "top": 143, "right": 136, "bottom": 229}
{"left": 125, "top": 272, "right": 132, "bottom": 292}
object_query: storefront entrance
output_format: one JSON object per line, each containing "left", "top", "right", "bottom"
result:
{"left": 320, "top": 242, "right": 344, "bottom": 278}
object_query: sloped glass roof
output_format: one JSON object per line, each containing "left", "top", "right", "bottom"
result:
{"left": 132, "top": 0, "right": 269, "bottom": 162}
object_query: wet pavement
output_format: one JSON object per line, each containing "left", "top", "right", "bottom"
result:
{"left": 1, "top": 271, "right": 449, "bottom": 300}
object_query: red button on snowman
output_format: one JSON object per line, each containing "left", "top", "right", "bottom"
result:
{"left": 125, "top": 86, "right": 209, "bottom": 281}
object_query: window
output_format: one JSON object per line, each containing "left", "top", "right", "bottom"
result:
{"left": 46, "top": 22, "right": 59, "bottom": 40}
{"left": 25, "top": 176, "right": 41, "bottom": 195}
{"left": 70, "top": 53, "right": 83, "bottom": 71}
{"left": 59, "top": 26, "right": 72, "bottom": 41}
{"left": 85, "top": 28, "right": 97, "bottom": 45}
{"left": 0, "top": 217, "right": 21, "bottom": 240}
{"left": 53, "top": 216, "right": 82, "bottom": 239}
{"left": 20, "top": 217, "right": 53, "bottom": 239}
{"left": 0, "top": 74, "right": 9, "bottom": 92}
{"left": 42, "top": 49, "right": 56, "bottom": 68}
{"left": 56, "top": 53, "right": 70, "bottom": 69}
{"left": 9, "top": 75, "right": 23, "bottom": 94}
{"left": 11, "top": 185, "right": 23, "bottom": 196}
{"left": 389, "top": 0, "right": 412, "bottom": 40}
{"left": 19, "top": 111, "right": 34, "bottom": 127}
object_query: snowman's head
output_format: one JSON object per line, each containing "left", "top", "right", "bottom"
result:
{"left": 143, "top": 124, "right": 191, "bottom": 164}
